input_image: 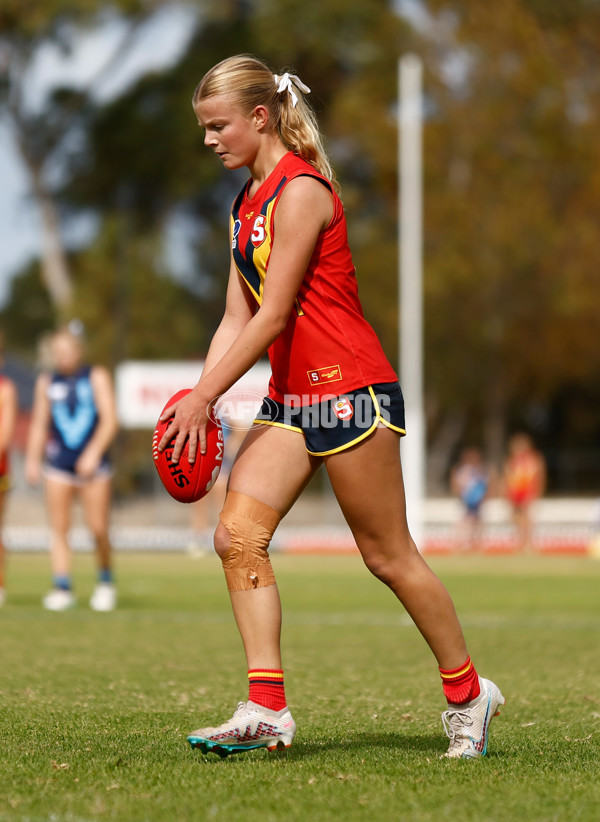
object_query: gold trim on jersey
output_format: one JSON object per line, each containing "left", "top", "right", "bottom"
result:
{"left": 232, "top": 193, "right": 305, "bottom": 317}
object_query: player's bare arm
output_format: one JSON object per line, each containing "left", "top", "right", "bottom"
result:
{"left": 157, "top": 256, "right": 255, "bottom": 457}
{"left": 25, "top": 374, "right": 51, "bottom": 485}
{"left": 0, "top": 379, "right": 17, "bottom": 457}
{"left": 75, "top": 366, "right": 118, "bottom": 478}
{"left": 160, "top": 176, "right": 332, "bottom": 464}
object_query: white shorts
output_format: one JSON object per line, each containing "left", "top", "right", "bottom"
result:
{"left": 42, "top": 463, "right": 113, "bottom": 488}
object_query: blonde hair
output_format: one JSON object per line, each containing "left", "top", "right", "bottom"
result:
{"left": 193, "top": 54, "right": 339, "bottom": 193}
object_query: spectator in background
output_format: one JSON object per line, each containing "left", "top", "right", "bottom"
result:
{"left": 503, "top": 432, "right": 546, "bottom": 552}
{"left": 450, "top": 446, "right": 494, "bottom": 552}
{"left": 0, "top": 333, "right": 18, "bottom": 606}
{"left": 25, "top": 324, "right": 119, "bottom": 611}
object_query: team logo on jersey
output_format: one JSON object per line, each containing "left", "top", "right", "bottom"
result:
{"left": 47, "top": 383, "right": 69, "bottom": 402}
{"left": 307, "top": 365, "right": 342, "bottom": 386}
{"left": 232, "top": 219, "right": 241, "bottom": 249}
{"left": 333, "top": 397, "right": 354, "bottom": 420}
{"left": 251, "top": 215, "right": 267, "bottom": 247}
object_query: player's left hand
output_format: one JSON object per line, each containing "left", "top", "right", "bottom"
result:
{"left": 158, "top": 386, "right": 211, "bottom": 464}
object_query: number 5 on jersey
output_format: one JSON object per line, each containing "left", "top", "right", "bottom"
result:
{"left": 251, "top": 215, "right": 266, "bottom": 247}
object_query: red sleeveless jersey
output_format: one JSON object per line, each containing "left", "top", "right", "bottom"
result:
{"left": 230, "top": 152, "right": 397, "bottom": 406}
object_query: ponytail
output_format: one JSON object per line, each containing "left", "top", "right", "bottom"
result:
{"left": 193, "top": 55, "right": 339, "bottom": 193}
{"left": 275, "top": 73, "right": 339, "bottom": 193}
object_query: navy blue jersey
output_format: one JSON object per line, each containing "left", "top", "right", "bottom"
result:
{"left": 45, "top": 366, "right": 107, "bottom": 473}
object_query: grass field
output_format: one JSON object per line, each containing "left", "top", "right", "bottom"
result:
{"left": 1, "top": 550, "right": 599, "bottom": 822}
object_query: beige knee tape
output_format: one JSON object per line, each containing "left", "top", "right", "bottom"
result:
{"left": 219, "top": 491, "right": 281, "bottom": 592}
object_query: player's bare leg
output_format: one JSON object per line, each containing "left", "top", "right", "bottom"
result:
{"left": 81, "top": 475, "right": 116, "bottom": 611}
{"left": 513, "top": 505, "right": 533, "bottom": 552}
{"left": 188, "top": 425, "right": 320, "bottom": 755}
{"left": 326, "top": 425, "right": 505, "bottom": 758}
{"left": 43, "top": 477, "right": 77, "bottom": 610}
{"left": 0, "top": 491, "right": 7, "bottom": 604}
{"left": 325, "top": 425, "right": 468, "bottom": 670}
{"left": 45, "top": 478, "right": 76, "bottom": 578}
{"left": 214, "top": 424, "right": 321, "bottom": 669}
{"left": 80, "top": 475, "right": 113, "bottom": 571}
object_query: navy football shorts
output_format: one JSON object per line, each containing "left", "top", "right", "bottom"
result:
{"left": 254, "top": 381, "right": 406, "bottom": 456}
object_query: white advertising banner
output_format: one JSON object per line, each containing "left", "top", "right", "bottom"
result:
{"left": 115, "top": 360, "right": 272, "bottom": 429}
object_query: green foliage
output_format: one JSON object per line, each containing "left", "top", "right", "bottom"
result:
{"left": 68, "top": 216, "right": 221, "bottom": 366}
{"left": 0, "top": 215, "right": 223, "bottom": 367}
{"left": 0, "top": 1, "right": 152, "bottom": 36}
{"left": 423, "top": 0, "right": 600, "bottom": 412}
{"left": 0, "top": 262, "right": 53, "bottom": 357}
{"left": 1, "top": 552, "right": 599, "bottom": 821}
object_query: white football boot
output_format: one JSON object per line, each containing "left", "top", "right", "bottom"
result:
{"left": 43, "top": 589, "right": 76, "bottom": 611}
{"left": 187, "top": 701, "right": 296, "bottom": 757}
{"left": 89, "top": 583, "right": 117, "bottom": 612}
{"left": 442, "top": 677, "right": 505, "bottom": 758}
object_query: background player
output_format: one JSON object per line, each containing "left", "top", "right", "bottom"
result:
{"left": 25, "top": 325, "right": 118, "bottom": 611}
{"left": 450, "top": 446, "right": 495, "bottom": 552}
{"left": 0, "top": 333, "right": 18, "bottom": 606}
{"left": 503, "top": 432, "right": 546, "bottom": 552}
{"left": 158, "top": 55, "right": 504, "bottom": 759}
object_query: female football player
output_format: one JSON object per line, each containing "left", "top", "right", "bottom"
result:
{"left": 504, "top": 432, "right": 546, "bottom": 552}
{"left": 26, "top": 326, "right": 118, "bottom": 611}
{"left": 158, "top": 54, "right": 504, "bottom": 759}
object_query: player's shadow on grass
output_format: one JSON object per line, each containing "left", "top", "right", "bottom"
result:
{"left": 289, "top": 730, "right": 445, "bottom": 759}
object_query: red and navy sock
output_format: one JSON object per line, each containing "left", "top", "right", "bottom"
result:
{"left": 248, "top": 669, "right": 287, "bottom": 712}
{"left": 439, "top": 655, "right": 481, "bottom": 704}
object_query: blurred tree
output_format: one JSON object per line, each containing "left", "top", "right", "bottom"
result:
{"left": 68, "top": 215, "right": 215, "bottom": 366}
{"left": 405, "top": 0, "right": 600, "bottom": 476}
{"left": 55, "top": 3, "right": 257, "bottom": 363}
{"left": 0, "top": 213, "right": 214, "bottom": 366}
{"left": 0, "top": 260, "right": 53, "bottom": 355}
{"left": 0, "top": 0, "right": 202, "bottom": 311}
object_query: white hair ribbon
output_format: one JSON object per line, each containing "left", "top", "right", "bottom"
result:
{"left": 274, "top": 72, "right": 311, "bottom": 108}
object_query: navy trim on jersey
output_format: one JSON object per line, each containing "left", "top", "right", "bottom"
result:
{"left": 232, "top": 176, "right": 287, "bottom": 303}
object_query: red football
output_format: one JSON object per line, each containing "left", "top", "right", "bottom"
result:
{"left": 152, "top": 388, "right": 224, "bottom": 503}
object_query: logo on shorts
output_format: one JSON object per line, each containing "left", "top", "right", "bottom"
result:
{"left": 307, "top": 365, "right": 342, "bottom": 386}
{"left": 333, "top": 397, "right": 354, "bottom": 420}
